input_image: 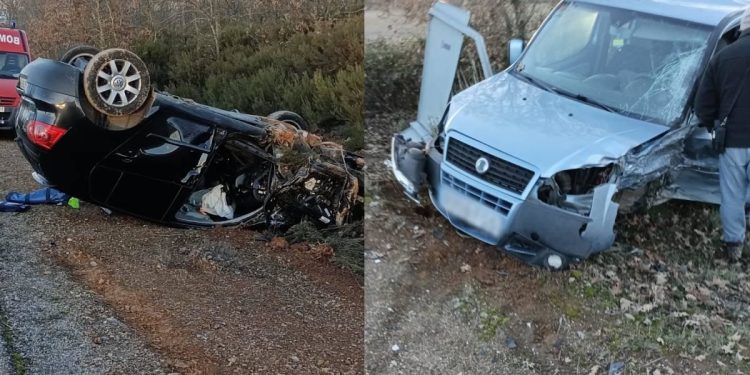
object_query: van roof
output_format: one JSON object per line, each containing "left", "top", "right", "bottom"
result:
{"left": 0, "top": 28, "right": 27, "bottom": 54}
{"left": 578, "top": 0, "right": 748, "bottom": 27}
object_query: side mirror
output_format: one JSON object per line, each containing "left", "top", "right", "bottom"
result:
{"left": 508, "top": 39, "right": 525, "bottom": 66}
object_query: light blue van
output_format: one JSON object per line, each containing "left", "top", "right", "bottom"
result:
{"left": 391, "top": 0, "right": 750, "bottom": 269}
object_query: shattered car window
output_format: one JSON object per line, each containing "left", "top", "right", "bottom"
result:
{"left": 516, "top": 2, "right": 711, "bottom": 125}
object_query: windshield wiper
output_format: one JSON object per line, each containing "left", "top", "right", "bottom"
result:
{"left": 514, "top": 69, "right": 553, "bottom": 93}
{"left": 515, "top": 70, "right": 621, "bottom": 114}
{"left": 573, "top": 94, "right": 619, "bottom": 114}
{"left": 550, "top": 88, "right": 619, "bottom": 114}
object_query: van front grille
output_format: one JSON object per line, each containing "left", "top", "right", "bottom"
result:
{"left": 0, "top": 97, "right": 16, "bottom": 106}
{"left": 443, "top": 172, "right": 512, "bottom": 215}
{"left": 446, "top": 138, "right": 534, "bottom": 195}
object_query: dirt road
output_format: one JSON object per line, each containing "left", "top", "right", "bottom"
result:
{"left": 0, "top": 136, "right": 364, "bottom": 374}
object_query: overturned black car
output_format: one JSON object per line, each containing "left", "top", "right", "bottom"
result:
{"left": 13, "top": 46, "right": 363, "bottom": 228}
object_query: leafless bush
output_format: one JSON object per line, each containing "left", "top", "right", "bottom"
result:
{"left": 365, "top": 0, "right": 557, "bottom": 110}
{"left": 373, "top": 0, "right": 555, "bottom": 70}
{"left": 1, "top": 0, "right": 363, "bottom": 58}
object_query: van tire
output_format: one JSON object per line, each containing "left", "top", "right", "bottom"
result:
{"left": 83, "top": 48, "right": 151, "bottom": 117}
{"left": 60, "top": 45, "right": 100, "bottom": 70}
{"left": 268, "top": 111, "right": 309, "bottom": 130}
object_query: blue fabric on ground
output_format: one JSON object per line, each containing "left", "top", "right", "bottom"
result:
{"left": 5, "top": 187, "right": 70, "bottom": 205}
{"left": 0, "top": 201, "right": 30, "bottom": 212}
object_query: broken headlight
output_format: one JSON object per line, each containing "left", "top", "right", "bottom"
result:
{"left": 538, "top": 164, "right": 618, "bottom": 215}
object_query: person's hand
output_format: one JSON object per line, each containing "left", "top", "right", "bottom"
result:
{"left": 698, "top": 122, "right": 714, "bottom": 133}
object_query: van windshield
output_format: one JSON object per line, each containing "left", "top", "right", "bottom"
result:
{"left": 515, "top": 1, "right": 712, "bottom": 125}
{"left": 0, "top": 52, "right": 28, "bottom": 78}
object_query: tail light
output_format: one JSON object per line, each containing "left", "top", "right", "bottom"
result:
{"left": 27, "top": 120, "right": 67, "bottom": 150}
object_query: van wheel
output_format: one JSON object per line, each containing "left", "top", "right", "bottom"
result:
{"left": 268, "top": 111, "right": 309, "bottom": 130}
{"left": 82, "top": 48, "right": 151, "bottom": 117}
{"left": 60, "top": 45, "right": 100, "bottom": 70}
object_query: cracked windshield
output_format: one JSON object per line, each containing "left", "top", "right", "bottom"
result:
{"left": 517, "top": 2, "right": 711, "bottom": 125}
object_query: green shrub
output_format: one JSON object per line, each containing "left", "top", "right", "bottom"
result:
{"left": 130, "top": 14, "right": 364, "bottom": 150}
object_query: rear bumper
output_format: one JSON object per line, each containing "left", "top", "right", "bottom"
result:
{"left": 15, "top": 136, "right": 46, "bottom": 176}
{"left": 391, "top": 133, "right": 619, "bottom": 265}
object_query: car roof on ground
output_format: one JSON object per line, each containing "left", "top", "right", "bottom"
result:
{"left": 577, "top": 0, "right": 749, "bottom": 27}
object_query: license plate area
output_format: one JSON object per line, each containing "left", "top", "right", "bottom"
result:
{"left": 442, "top": 186, "right": 504, "bottom": 240}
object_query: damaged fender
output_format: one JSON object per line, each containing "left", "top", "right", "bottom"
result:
{"left": 390, "top": 134, "right": 427, "bottom": 202}
{"left": 511, "top": 183, "right": 619, "bottom": 260}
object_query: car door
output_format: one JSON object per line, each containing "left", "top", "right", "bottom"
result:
{"left": 88, "top": 107, "right": 219, "bottom": 222}
{"left": 670, "top": 25, "right": 750, "bottom": 204}
{"left": 402, "top": 2, "right": 493, "bottom": 142}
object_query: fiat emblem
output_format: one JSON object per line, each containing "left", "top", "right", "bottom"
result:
{"left": 475, "top": 157, "right": 490, "bottom": 174}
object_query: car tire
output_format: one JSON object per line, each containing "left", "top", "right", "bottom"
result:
{"left": 60, "top": 45, "right": 100, "bottom": 70}
{"left": 82, "top": 48, "right": 151, "bottom": 117}
{"left": 268, "top": 110, "right": 309, "bottom": 130}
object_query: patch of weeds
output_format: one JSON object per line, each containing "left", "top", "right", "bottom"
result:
{"left": 363, "top": 192, "right": 373, "bottom": 206}
{"left": 581, "top": 283, "right": 617, "bottom": 310}
{"left": 608, "top": 332, "right": 623, "bottom": 353}
{"left": 549, "top": 283, "right": 585, "bottom": 321}
{"left": 452, "top": 288, "right": 480, "bottom": 318}
{"left": 479, "top": 308, "right": 510, "bottom": 341}
{"left": 563, "top": 305, "right": 580, "bottom": 320}
{"left": 285, "top": 219, "right": 363, "bottom": 275}
{"left": 0, "top": 309, "right": 26, "bottom": 374}
{"left": 452, "top": 285, "right": 510, "bottom": 341}
{"left": 570, "top": 270, "right": 583, "bottom": 280}
{"left": 286, "top": 220, "right": 326, "bottom": 244}
{"left": 701, "top": 268, "right": 742, "bottom": 284}
{"left": 618, "top": 313, "right": 666, "bottom": 353}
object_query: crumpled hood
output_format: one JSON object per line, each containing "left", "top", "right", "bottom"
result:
{"left": 445, "top": 73, "right": 670, "bottom": 177}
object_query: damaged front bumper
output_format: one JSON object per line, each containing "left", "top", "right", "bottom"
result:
{"left": 391, "top": 134, "right": 619, "bottom": 268}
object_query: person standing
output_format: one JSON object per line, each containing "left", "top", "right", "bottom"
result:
{"left": 694, "top": 6, "right": 750, "bottom": 261}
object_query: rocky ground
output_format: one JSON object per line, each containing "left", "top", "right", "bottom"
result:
{"left": 364, "top": 113, "right": 750, "bottom": 375}
{"left": 0, "top": 135, "right": 364, "bottom": 374}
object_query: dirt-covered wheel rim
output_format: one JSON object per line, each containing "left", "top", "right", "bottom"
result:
{"left": 83, "top": 49, "right": 151, "bottom": 116}
{"left": 94, "top": 59, "right": 143, "bottom": 108}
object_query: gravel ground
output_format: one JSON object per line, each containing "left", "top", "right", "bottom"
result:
{"left": 0, "top": 135, "right": 364, "bottom": 374}
{"left": 0, "top": 136, "right": 165, "bottom": 374}
{"left": 0, "top": 221, "right": 165, "bottom": 374}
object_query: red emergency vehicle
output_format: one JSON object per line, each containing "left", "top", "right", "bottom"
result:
{"left": 0, "top": 26, "right": 29, "bottom": 129}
